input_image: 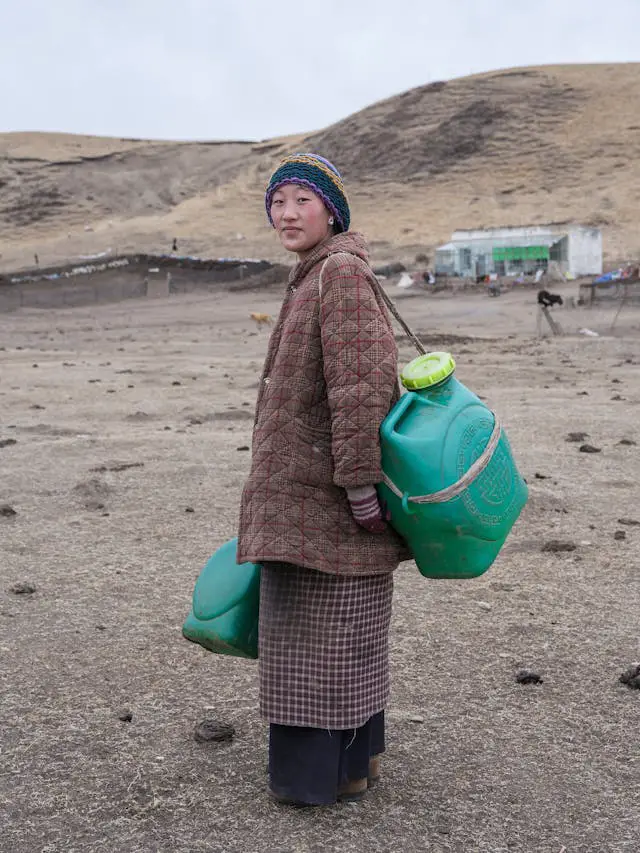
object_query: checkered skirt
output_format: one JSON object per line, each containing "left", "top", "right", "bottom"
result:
{"left": 259, "top": 562, "right": 393, "bottom": 729}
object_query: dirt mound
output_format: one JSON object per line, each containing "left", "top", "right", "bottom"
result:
{"left": 0, "top": 140, "right": 253, "bottom": 231}
{"left": 305, "top": 70, "right": 584, "bottom": 182}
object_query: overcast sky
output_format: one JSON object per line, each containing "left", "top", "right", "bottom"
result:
{"left": 2, "top": 0, "right": 639, "bottom": 141}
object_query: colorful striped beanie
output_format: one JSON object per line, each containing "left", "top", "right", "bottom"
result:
{"left": 265, "top": 153, "right": 350, "bottom": 233}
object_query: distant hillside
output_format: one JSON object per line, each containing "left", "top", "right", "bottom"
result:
{"left": 1, "top": 63, "right": 639, "bottom": 272}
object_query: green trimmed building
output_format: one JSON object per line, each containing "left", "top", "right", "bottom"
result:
{"left": 434, "top": 225, "right": 602, "bottom": 279}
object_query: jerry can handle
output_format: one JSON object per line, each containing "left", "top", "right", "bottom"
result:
{"left": 381, "top": 391, "right": 415, "bottom": 438}
{"left": 401, "top": 492, "right": 417, "bottom": 515}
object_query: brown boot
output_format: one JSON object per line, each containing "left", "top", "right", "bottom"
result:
{"left": 337, "top": 777, "right": 368, "bottom": 802}
{"left": 368, "top": 755, "right": 381, "bottom": 786}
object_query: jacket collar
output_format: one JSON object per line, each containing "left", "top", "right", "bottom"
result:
{"left": 287, "top": 231, "right": 370, "bottom": 286}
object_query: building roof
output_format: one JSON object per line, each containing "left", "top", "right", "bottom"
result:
{"left": 437, "top": 234, "right": 565, "bottom": 252}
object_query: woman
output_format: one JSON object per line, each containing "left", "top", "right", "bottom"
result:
{"left": 238, "top": 153, "right": 409, "bottom": 806}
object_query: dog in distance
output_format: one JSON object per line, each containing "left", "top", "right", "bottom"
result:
{"left": 250, "top": 312, "right": 274, "bottom": 329}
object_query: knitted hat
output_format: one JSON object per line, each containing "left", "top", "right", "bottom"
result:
{"left": 265, "top": 153, "right": 350, "bottom": 233}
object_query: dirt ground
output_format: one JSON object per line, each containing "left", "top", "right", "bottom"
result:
{"left": 1, "top": 281, "right": 639, "bottom": 853}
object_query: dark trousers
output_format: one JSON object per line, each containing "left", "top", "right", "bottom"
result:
{"left": 268, "top": 711, "right": 385, "bottom": 805}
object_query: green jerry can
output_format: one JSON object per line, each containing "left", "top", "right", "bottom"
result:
{"left": 182, "top": 537, "right": 261, "bottom": 659}
{"left": 378, "top": 352, "right": 528, "bottom": 579}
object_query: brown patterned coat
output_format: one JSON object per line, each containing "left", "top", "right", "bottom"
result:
{"left": 238, "top": 231, "right": 409, "bottom": 575}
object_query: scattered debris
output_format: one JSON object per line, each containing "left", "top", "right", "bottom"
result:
{"left": 87, "top": 500, "right": 106, "bottom": 511}
{"left": 185, "top": 507, "right": 195, "bottom": 513}
{"left": 579, "top": 444, "right": 601, "bottom": 454}
{"left": 73, "top": 478, "right": 112, "bottom": 510}
{"left": 0, "top": 504, "right": 17, "bottom": 517}
{"left": 566, "top": 432, "right": 588, "bottom": 442}
{"left": 409, "top": 715, "right": 425, "bottom": 723}
{"left": 516, "top": 669, "right": 543, "bottom": 685}
{"left": 236, "top": 446, "right": 250, "bottom": 451}
{"left": 541, "top": 540, "right": 577, "bottom": 553}
{"left": 0, "top": 439, "right": 17, "bottom": 448}
{"left": 617, "top": 438, "right": 636, "bottom": 446}
{"left": 619, "top": 664, "right": 640, "bottom": 690}
{"left": 534, "top": 472, "right": 549, "bottom": 480}
{"left": 396, "top": 272, "right": 415, "bottom": 290}
{"left": 194, "top": 719, "right": 235, "bottom": 743}
{"left": 613, "top": 530, "right": 627, "bottom": 541}
{"left": 118, "top": 709, "right": 133, "bottom": 722}
{"left": 89, "top": 462, "right": 144, "bottom": 473}
{"left": 172, "top": 381, "right": 182, "bottom": 386}
{"left": 9, "top": 582, "right": 36, "bottom": 595}
{"left": 618, "top": 518, "right": 640, "bottom": 526}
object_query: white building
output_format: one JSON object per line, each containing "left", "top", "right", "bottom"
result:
{"left": 434, "top": 225, "right": 603, "bottom": 279}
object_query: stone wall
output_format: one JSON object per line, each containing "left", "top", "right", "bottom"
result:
{"left": 0, "top": 254, "right": 283, "bottom": 313}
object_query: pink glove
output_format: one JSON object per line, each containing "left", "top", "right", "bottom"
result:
{"left": 346, "top": 485, "right": 390, "bottom": 534}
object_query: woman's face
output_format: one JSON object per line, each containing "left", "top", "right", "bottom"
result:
{"left": 270, "top": 183, "right": 333, "bottom": 259}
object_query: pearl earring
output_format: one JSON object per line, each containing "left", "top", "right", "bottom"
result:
{"left": 328, "top": 217, "right": 334, "bottom": 225}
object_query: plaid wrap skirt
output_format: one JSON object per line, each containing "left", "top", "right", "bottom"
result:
{"left": 259, "top": 562, "right": 394, "bottom": 729}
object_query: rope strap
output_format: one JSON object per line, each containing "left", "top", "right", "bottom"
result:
{"left": 372, "top": 281, "right": 426, "bottom": 355}
{"left": 382, "top": 415, "right": 502, "bottom": 504}
{"left": 319, "top": 253, "right": 427, "bottom": 356}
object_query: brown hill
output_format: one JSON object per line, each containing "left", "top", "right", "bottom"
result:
{"left": 1, "top": 63, "right": 639, "bottom": 272}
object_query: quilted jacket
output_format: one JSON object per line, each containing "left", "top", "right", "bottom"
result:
{"left": 237, "top": 231, "right": 410, "bottom": 576}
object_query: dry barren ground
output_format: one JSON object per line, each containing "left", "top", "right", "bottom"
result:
{"left": 1, "top": 283, "right": 639, "bottom": 853}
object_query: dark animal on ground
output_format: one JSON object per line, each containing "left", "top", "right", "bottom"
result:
{"left": 537, "top": 289, "right": 563, "bottom": 307}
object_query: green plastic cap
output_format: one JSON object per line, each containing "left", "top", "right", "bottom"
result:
{"left": 401, "top": 351, "right": 456, "bottom": 390}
